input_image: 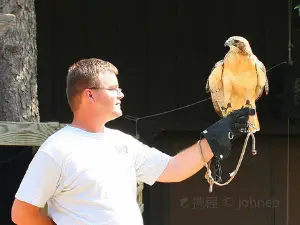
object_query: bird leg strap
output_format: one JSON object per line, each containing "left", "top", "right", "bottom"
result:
{"left": 204, "top": 131, "right": 257, "bottom": 193}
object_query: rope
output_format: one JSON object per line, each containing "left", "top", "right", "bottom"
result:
{"left": 124, "top": 61, "right": 286, "bottom": 139}
{"left": 125, "top": 97, "right": 212, "bottom": 121}
{"left": 204, "top": 131, "right": 256, "bottom": 193}
{"left": 286, "top": 118, "right": 290, "bottom": 225}
{"left": 288, "top": 0, "right": 293, "bottom": 65}
{"left": 125, "top": 97, "right": 212, "bottom": 139}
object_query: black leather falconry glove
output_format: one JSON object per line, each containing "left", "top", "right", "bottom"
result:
{"left": 201, "top": 107, "right": 256, "bottom": 161}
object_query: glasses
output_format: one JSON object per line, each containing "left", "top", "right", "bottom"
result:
{"left": 89, "top": 87, "right": 123, "bottom": 95}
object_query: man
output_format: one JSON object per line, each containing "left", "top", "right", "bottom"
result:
{"left": 11, "top": 58, "right": 254, "bottom": 225}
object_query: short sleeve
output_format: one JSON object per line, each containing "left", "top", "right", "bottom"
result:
{"left": 127, "top": 136, "right": 171, "bottom": 186}
{"left": 15, "top": 151, "right": 62, "bottom": 208}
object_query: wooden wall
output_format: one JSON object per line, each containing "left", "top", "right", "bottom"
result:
{"left": 1, "top": 0, "right": 300, "bottom": 224}
{"left": 35, "top": 0, "right": 300, "bottom": 136}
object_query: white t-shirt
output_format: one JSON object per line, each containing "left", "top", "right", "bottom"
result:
{"left": 15, "top": 125, "right": 171, "bottom": 225}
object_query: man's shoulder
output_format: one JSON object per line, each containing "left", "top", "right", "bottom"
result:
{"left": 37, "top": 126, "right": 78, "bottom": 163}
{"left": 104, "top": 127, "right": 150, "bottom": 152}
{"left": 42, "top": 125, "right": 75, "bottom": 146}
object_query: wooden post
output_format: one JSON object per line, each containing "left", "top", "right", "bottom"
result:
{"left": 137, "top": 181, "right": 144, "bottom": 213}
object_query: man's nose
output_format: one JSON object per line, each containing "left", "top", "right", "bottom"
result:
{"left": 117, "top": 91, "right": 124, "bottom": 99}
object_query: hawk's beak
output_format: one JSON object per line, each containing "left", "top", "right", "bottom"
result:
{"left": 224, "top": 40, "right": 231, "bottom": 47}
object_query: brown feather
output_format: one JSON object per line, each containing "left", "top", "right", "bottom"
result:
{"left": 206, "top": 60, "right": 224, "bottom": 117}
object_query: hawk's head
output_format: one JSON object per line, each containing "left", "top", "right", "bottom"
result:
{"left": 224, "top": 36, "right": 252, "bottom": 55}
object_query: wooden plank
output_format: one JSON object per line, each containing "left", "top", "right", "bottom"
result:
{"left": 0, "top": 121, "right": 66, "bottom": 146}
{"left": 137, "top": 181, "right": 144, "bottom": 195}
{"left": 0, "top": 13, "right": 16, "bottom": 36}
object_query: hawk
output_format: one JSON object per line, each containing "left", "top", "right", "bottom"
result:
{"left": 205, "top": 36, "right": 269, "bottom": 132}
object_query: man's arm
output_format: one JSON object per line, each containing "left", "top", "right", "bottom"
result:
{"left": 157, "top": 138, "right": 213, "bottom": 182}
{"left": 157, "top": 108, "right": 255, "bottom": 183}
{"left": 11, "top": 199, "right": 55, "bottom": 225}
{"left": 11, "top": 151, "right": 62, "bottom": 225}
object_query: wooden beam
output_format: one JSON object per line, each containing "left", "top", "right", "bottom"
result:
{"left": 0, "top": 13, "right": 16, "bottom": 36}
{"left": 137, "top": 181, "right": 144, "bottom": 213}
{"left": 0, "top": 121, "right": 66, "bottom": 146}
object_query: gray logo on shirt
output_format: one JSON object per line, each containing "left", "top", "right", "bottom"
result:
{"left": 115, "top": 145, "right": 128, "bottom": 154}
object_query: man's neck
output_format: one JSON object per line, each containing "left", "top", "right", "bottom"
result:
{"left": 71, "top": 113, "right": 106, "bottom": 133}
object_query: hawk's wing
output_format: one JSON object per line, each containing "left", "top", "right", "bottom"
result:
{"left": 206, "top": 60, "right": 224, "bottom": 117}
{"left": 254, "top": 56, "right": 269, "bottom": 100}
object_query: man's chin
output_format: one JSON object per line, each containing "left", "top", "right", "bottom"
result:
{"left": 112, "top": 110, "right": 122, "bottom": 119}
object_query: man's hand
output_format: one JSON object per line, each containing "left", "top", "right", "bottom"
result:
{"left": 201, "top": 107, "right": 256, "bottom": 160}
{"left": 156, "top": 107, "right": 254, "bottom": 183}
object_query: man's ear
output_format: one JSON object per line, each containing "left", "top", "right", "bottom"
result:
{"left": 89, "top": 92, "right": 95, "bottom": 102}
{"left": 84, "top": 90, "right": 94, "bottom": 101}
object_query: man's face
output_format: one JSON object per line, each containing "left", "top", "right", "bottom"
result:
{"left": 87, "top": 71, "right": 124, "bottom": 122}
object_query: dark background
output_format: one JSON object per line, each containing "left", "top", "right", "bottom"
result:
{"left": 1, "top": 0, "right": 300, "bottom": 224}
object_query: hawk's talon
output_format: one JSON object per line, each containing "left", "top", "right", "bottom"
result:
{"left": 225, "top": 107, "right": 233, "bottom": 116}
{"left": 221, "top": 103, "right": 233, "bottom": 117}
{"left": 242, "top": 100, "right": 253, "bottom": 109}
